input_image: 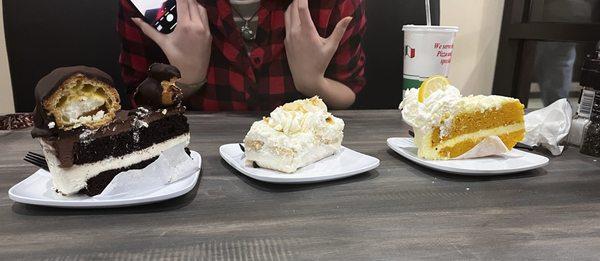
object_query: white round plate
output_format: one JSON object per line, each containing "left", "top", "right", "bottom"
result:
{"left": 219, "top": 144, "right": 380, "bottom": 183}
{"left": 8, "top": 151, "right": 202, "bottom": 208}
{"left": 387, "top": 137, "right": 549, "bottom": 175}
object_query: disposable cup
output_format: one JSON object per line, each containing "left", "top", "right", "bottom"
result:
{"left": 402, "top": 25, "right": 459, "bottom": 90}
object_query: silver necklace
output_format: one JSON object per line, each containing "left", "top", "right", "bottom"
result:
{"left": 231, "top": 4, "right": 260, "bottom": 41}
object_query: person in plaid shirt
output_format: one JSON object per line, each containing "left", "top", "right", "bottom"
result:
{"left": 119, "top": 0, "right": 366, "bottom": 111}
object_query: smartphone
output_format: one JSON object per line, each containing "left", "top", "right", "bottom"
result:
{"left": 128, "top": 0, "right": 177, "bottom": 34}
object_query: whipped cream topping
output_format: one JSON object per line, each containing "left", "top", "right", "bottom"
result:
{"left": 399, "top": 85, "right": 461, "bottom": 135}
{"left": 266, "top": 96, "right": 333, "bottom": 135}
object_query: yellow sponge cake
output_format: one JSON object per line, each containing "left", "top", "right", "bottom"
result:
{"left": 400, "top": 76, "right": 525, "bottom": 160}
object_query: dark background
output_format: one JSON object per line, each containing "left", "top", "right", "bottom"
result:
{"left": 3, "top": 0, "right": 438, "bottom": 112}
{"left": 493, "top": 0, "right": 600, "bottom": 106}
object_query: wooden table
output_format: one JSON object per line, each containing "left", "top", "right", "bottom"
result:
{"left": 2, "top": 110, "right": 600, "bottom": 260}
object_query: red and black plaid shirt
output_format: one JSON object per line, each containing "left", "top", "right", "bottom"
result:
{"left": 118, "top": 0, "right": 366, "bottom": 111}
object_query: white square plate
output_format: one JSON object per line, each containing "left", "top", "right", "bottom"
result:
{"left": 387, "top": 137, "right": 549, "bottom": 175}
{"left": 8, "top": 151, "right": 202, "bottom": 208}
{"left": 219, "top": 144, "right": 380, "bottom": 183}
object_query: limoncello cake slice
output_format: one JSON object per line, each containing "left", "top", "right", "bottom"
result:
{"left": 399, "top": 76, "right": 525, "bottom": 160}
{"left": 243, "top": 96, "right": 344, "bottom": 173}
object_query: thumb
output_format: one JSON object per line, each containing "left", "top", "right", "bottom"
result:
{"left": 132, "top": 17, "right": 165, "bottom": 45}
{"left": 327, "top": 17, "right": 353, "bottom": 47}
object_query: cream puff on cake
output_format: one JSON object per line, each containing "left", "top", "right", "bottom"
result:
{"left": 243, "top": 96, "right": 344, "bottom": 173}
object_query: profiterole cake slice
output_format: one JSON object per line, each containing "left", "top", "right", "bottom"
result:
{"left": 31, "top": 64, "right": 190, "bottom": 196}
{"left": 399, "top": 76, "right": 525, "bottom": 160}
{"left": 243, "top": 96, "right": 344, "bottom": 173}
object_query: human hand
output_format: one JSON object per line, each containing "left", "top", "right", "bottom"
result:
{"left": 132, "top": 0, "right": 211, "bottom": 85}
{"left": 284, "top": 0, "right": 352, "bottom": 96}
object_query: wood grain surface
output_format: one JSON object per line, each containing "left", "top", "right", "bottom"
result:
{"left": 1, "top": 110, "right": 600, "bottom": 260}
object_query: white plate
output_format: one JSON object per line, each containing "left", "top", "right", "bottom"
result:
{"left": 8, "top": 151, "right": 202, "bottom": 208}
{"left": 387, "top": 137, "right": 549, "bottom": 175}
{"left": 220, "top": 144, "right": 380, "bottom": 183}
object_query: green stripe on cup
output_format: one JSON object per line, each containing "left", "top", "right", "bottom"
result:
{"left": 403, "top": 78, "right": 422, "bottom": 90}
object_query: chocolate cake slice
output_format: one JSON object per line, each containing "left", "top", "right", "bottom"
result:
{"left": 32, "top": 64, "right": 190, "bottom": 196}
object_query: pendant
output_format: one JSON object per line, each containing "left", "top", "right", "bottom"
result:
{"left": 241, "top": 23, "right": 256, "bottom": 41}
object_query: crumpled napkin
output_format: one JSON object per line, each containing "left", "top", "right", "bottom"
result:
{"left": 455, "top": 136, "right": 510, "bottom": 159}
{"left": 521, "top": 98, "right": 572, "bottom": 155}
{"left": 95, "top": 143, "right": 199, "bottom": 199}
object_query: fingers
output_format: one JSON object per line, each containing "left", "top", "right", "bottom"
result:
{"left": 298, "top": 0, "right": 315, "bottom": 29}
{"left": 187, "top": 0, "right": 201, "bottom": 22}
{"left": 327, "top": 17, "right": 353, "bottom": 48}
{"left": 187, "top": 1, "right": 209, "bottom": 32}
{"left": 132, "top": 17, "right": 165, "bottom": 45}
{"left": 176, "top": 0, "right": 190, "bottom": 23}
{"left": 286, "top": 0, "right": 315, "bottom": 36}
{"left": 197, "top": 3, "right": 209, "bottom": 27}
{"left": 284, "top": 5, "right": 291, "bottom": 36}
{"left": 290, "top": 0, "right": 300, "bottom": 30}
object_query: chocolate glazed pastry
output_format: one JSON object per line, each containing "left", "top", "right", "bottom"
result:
{"left": 31, "top": 66, "right": 120, "bottom": 138}
{"left": 134, "top": 63, "right": 183, "bottom": 109}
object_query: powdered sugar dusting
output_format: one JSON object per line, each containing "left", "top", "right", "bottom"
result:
{"left": 79, "top": 129, "right": 96, "bottom": 144}
{"left": 132, "top": 131, "right": 140, "bottom": 143}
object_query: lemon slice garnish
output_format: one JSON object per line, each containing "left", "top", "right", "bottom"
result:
{"left": 417, "top": 75, "right": 451, "bottom": 103}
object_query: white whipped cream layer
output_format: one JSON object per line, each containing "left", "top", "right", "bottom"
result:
{"left": 267, "top": 96, "right": 330, "bottom": 134}
{"left": 243, "top": 97, "right": 344, "bottom": 173}
{"left": 399, "top": 85, "right": 461, "bottom": 134}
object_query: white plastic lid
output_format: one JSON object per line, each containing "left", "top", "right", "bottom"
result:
{"left": 402, "top": 24, "right": 459, "bottom": 33}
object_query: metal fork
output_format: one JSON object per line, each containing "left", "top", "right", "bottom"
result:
{"left": 23, "top": 151, "right": 49, "bottom": 171}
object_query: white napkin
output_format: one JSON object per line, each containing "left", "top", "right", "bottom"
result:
{"left": 95, "top": 143, "right": 199, "bottom": 199}
{"left": 456, "top": 136, "right": 510, "bottom": 159}
{"left": 521, "top": 98, "right": 572, "bottom": 155}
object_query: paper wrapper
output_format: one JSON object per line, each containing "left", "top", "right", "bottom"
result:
{"left": 411, "top": 129, "right": 516, "bottom": 159}
{"left": 94, "top": 143, "right": 199, "bottom": 199}
{"left": 455, "top": 136, "right": 511, "bottom": 159}
{"left": 521, "top": 98, "right": 572, "bottom": 155}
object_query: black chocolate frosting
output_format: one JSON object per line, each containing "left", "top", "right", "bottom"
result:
{"left": 134, "top": 63, "right": 183, "bottom": 109}
{"left": 40, "top": 106, "right": 186, "bottom": 168}
{"left": 31, "top": 66, "right": 114, "bottom": 138}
